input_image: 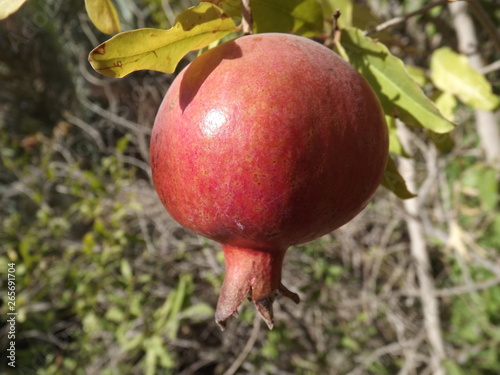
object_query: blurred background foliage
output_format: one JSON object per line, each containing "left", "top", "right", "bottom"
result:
{"left": 1, "top": 0, "right": 500, "bottom": 374}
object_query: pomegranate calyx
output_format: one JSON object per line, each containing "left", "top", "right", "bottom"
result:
{"left": 215, "top": 245, "right": 299, "bottom": 330}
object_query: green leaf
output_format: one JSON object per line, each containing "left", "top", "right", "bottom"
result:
{"left": 85, "top": 0, "right": 121, "bottom": 35}
{"left": 143, "top": 336, "right": 174, "bottom": 373}
{"left": 88, "top": 3, "right": 237, "bottom": 78}
{"left": 405, "top": 65, "right": 429, "bottom": 87}
{"left": 432, "top": 90, "right": 457, "bottom": 122}
{"left": 120, "top": 331, "right": 144, "bottom": 352}
{"left": 143, "top": 337, "right": 159, "bottom": 375}
{"left": 381, "top": 156, "right": 416, "bottom": 199}
{"left": 180, "top": 303, "right": 214, "bottom": 321}
{"left": 341, "top": 28, "right": 455, "bottom": 134}
{"left": 105, "top": 306, "right": 125, "bottom": 322}
{"left": 0, "top": 0, "right": 27, "bottom": 20}
{"left": 116, "top": 135, "right": 130, "bottom": 154}
{"left": 386, "top": 115, "right": 409, "bottom": 157}
{"left": 427, "top": 130, "right": 454, "bottom": 154}
{"left": 462, "top": 164, "right": 499, "bottom": 211}
{"left": 431, "top": 47, "right": 500, "bottom": 111}
{"left": 252, "top": 0, "right": 323, "bottom": 37}
{"left": 341, "top": 336, "right": 361, "bottom": 351}
{"left": 443, "top": 360, "right": 467, "bottom": 375}
{"left": 120, "top": 259, "right": 133, "bottom": 283}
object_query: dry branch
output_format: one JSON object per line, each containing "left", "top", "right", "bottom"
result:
{"left": 397, "top": 122, "right": 447, "bottom": 375}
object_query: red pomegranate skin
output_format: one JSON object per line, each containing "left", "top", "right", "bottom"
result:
{"left": 150, "top": 33, "right": 388, "bottom": 329}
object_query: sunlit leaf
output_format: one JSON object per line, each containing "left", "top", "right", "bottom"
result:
{"left": 405, "top": 65, "right": 429, "bottom": 87}
{"left": 381, "top": 156, "right": 416, "bottom": 199}
{"left": 333, "top": 40, "right": 349, "bottom": 62}
{"left": 85, "top": 0, "right": 121, "bottom": 35}
{"left": 120, "top": 330, "right": 144, "bottom": 352}
{"left": 431, "top": 47, "right": 500, "bottom": 111}
{"left": 341, "top": 336, "right": 361, "bottom": 351}
{"left": 180, "top": 303, "right": 214, "bottom": 321}
{"left": 105, "top": 306, "right": 125, "bottom": 322}
{"left": 120, "top": 259, "right": 133, "bottom": 283}
{"left": 386, "top": 115, "right": 409, "bottom": 157}
{"left": 89, "top": 3, "right": 237, "bottom": 78}
{"left": 432, "top": 90, "right": 457, "bottom": 122}
{"left": 425, "top": 90, "right": 457, "bottom": 153}
{"left": 252, "top": 0, "right": 323, "bottom": 37}
{"left": 341, "top": 28, "right": 455, "bottom": 134}
{"left": 0, "top": 0, "right": 27, "bottom": 20}
{"left": 153, "top": 291, "right": 175, "bottom": 330}
{"left": 143, "top": 336, "right": 174, "bottom": 372}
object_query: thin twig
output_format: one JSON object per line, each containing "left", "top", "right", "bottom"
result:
{"left": 324, "top": 10, "right": 341, "bottom": 48}
{"left": 222, "top": 316, "right": 261, "bottom": 375}
{"left": 79, "top": 95, "right": 151, "bottom": 135}
{"left": 161, "top": 0, "right": 176, "bottom": 26}
{"left": 345, "top": 342, "right": 404, "bottom": 375}
{"left": 241, "top": 0, "right": 253, "bottom": 35}
{"left": 397, "top": 122, "right": 447, "bottom": 375}
{"left": 364, "top": 0, "right": 449, "bottom": 36}
{"left": 332, "top": 10, "right": 341, "bottom": 43}
{"left": 481, "top": 60, "right": 500, "bottom": 75}
{"left": 63, "top": 111, "right": 106, "bottom": 151}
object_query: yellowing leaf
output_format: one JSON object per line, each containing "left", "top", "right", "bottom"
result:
{"left": 88, "top": 3, "right": 237, "bottom": 78}
{"left": 341, "top": 28, "right": 455, "bottom": 134}
{"left": 382, "top": 156, "right": 416, "bottom": 199}
{"left": 252, "top": 0, "right": 323, "bottom": 37}
{"left": 85, "top": 0, "right": 121, "bottom": 35}
{"left": 431, "top": 47, "right": 500, "bottom": 111}
{"left": 200, "top": 0, "right": 241, "bottom": 19}
{"left": 0, "top": 0, "right": 27, "bottom": 19}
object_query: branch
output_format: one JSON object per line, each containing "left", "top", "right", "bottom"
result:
{"left": 222, "top": 316, "right": 261, "bottom": 375}
{"left": 397, "top": 122, "right": 447, "bottom": 375}
{"left": 325, "top": 10, "right": 342, "bottom": 49}
{"left": 364, "top": 0, "right": 449, "bottom": 36}
{"left": 468, "top": 0, "right": 500, "bottom": 53}
{"left": 241, "top": 0, "right": 252, "bottom": 35}
{"left": 481, "top": 59, "right": 500, "bottom": 75}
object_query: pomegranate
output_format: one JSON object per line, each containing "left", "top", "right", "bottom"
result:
{"left": 150, "top": 33, "right": 388, "bottom": 329}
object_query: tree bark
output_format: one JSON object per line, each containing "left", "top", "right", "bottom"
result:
{"left": 398, "top": 122, "right": 447, "bottom": 375}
